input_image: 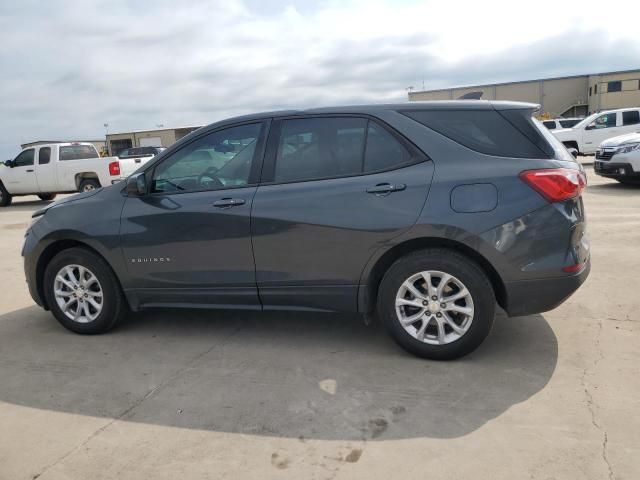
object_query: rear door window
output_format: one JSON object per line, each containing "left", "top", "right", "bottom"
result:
{"left": 59, "top": 145, "right": 99, "bottom": 160}
{"left": 38, "top": 147, "right": 51, "bottom": 164}
{"left": 404, "top": 109, "right": 547, "bottom": 158}
{"left": 274, "top": 117, "right": 367, "bottom": 183}
{"left": 622, "top": 110, "right": 640, "bottom": 126}
{"left": 363, "top": 122, "right": 413, "bottom": 172}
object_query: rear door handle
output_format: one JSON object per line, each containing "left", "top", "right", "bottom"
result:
{"left": 213, "top": 198, "right": 246, "bottom": 208}
{"left": 26, "top": 169, "right": 34, "bottom": 172}
{"left": 366, "top": 183, "right": 406, "bottom": 195}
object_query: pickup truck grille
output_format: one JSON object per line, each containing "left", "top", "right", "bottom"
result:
{"left": 595, "top": 148, "right": 616, "bottom": 161}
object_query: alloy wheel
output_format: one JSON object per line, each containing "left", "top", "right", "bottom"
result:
{"left": 395, "top": 270, "right": 474, "bottom": 345}
{"left": 53, "top": 264, "right": 103, "bottom": 323}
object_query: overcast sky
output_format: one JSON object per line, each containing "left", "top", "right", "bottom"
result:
{"left": 1, "top": 0, "right": 639, "bottom": 159}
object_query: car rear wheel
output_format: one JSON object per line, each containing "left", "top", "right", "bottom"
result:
{"left": 43, "top": 247, "right": 126, "bottom": 334}
{"left": 377, "top": 249, "right": 495, "bottom": 360}
{"left": 79, "top": 179, "right": 100, "bottom": 192}
{"left": 38, "top": 193, "right": 57, "bottom": 201}
{"left": 0, "top": 182, "right": 12, "bottom": 207}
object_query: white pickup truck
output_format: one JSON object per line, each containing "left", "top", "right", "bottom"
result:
{"left": 0, "top": 142, "right": 150, "bottom": 207}
{"left": 552, "top": 107, "right": 640, "bottom": 155}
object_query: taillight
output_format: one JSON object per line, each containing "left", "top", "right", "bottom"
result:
{"left": 108, "top": 161, "right": 120, "bottom": 176}
{"left": 519, "top": 168, "right": 586, "bottom": 202}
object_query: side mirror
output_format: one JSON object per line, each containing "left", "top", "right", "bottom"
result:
{"left": 126, "top": 173, "right": 147, "bottom": 196}
{"left": 4, "top": 160, "right": 14, "bottom": 168}
{"left": 585, "top": 124, "right": 595, "bottom": 131}
{"left": 567, "top": 148, "right": 579, "bottom": 159}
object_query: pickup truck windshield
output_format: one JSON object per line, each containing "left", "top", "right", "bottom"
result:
{"left": 59, "top": 145, "right": 99, "bottom": 161}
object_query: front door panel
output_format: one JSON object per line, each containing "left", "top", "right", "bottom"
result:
{"left": 120, "top": 188, "right": 259, "bottom": 307}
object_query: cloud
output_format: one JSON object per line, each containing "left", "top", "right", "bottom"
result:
{"left": 0, "top": 0, "right": 639, "bottom": 158}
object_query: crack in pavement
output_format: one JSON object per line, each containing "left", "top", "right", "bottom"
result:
{"left": 580, "top": 318, "right": 615, "bottom": 480}
{"left": 30, "top": 321, "right": 247, "bottom": 480}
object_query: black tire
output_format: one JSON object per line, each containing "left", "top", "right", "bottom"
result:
{"left": 0, "top": 182, "right": 12, "bottom": 207}
{"left": 377, "top": 248, "right": 495, "bottom": 360}
{"left": 43, "top": 247, "right": 126, "bottom": 334}
{"left": 78, "top": 179, "right": 100, "bottom": 192}
{"left": 38, "top": 193, "right": 57, "bottom": 201}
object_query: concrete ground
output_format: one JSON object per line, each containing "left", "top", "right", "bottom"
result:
{"left": 0, "top": 169, "right": 638, "bottom": 480}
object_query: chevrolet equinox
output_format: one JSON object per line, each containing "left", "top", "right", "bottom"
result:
{"left": 23, "top": 101, "right": 590, "bottom": 360}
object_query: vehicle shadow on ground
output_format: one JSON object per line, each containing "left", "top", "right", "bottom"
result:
{"left": 0, "top": 306, "right": 557, "bottom": 440}
{"left": 587, "top": 181, "right": 640, "bottom": 196}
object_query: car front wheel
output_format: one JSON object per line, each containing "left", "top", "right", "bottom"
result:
{"left": 377, "top": 249, "right": 495, "bottom": 360}
{"left": 43, "top": 247, "right": 126, "bottom": 334}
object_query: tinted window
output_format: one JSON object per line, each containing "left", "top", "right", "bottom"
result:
{"left": 594, "top": 84, "right": 597, "bottom": 94}
{"left": 543, "top": 120, "right": 556, "bottom": 129}
{"left": 559, "top": 119, "right": 580, "bottom": 128}
{"left": 364, "top": 122, "right": 412, "bottom": 172}
{"left": 622, "top": 110, "right": 640, "bottom": 126}
{"left": 607, "top": 81, "right": 622, "bottom": 93}
{"left": 152, "top": 122, "right": 262, "bottom": 193}
{"left": 404, "top": 110, "right": 546, "bottom": 158}
{"left": 589, "top": 113, "right": 617, "bottom": 129}
{"left": 14, "top": 149, "right": 34, "bottom": 167}
{"left": 128, "top": 147, "right": 157, "bottom": 156}
{"left": 274, "top": 118, "right": 366, "bottom": 183}
{"left": 38, "top": 147, "right": 51, "bottom": 164}
{"left": 589, "top": 86, "right": 592, "bottom": 97}
{"left": 59, "top": 145, "right": 99, "bottom": 160}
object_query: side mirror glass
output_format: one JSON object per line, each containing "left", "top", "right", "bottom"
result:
{"left": 126, "top": 173, "right": 147, "bottom": 196}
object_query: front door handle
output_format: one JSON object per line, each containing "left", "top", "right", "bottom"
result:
{"left": 26, "top": 169, "right": 34, "bottom": 172}
{"left": 366, "top": 183, "right": 406, "bottom": 195}
{"left": 213, "top": 198, "right": 246, "bottom": 208}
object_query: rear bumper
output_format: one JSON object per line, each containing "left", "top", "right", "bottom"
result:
{"left": 502, "top": 259, "right": 590, "bottom": 317}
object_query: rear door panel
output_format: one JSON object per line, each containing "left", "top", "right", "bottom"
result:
{"left": 252, "top": 120, "right": 433, "bottom": 312}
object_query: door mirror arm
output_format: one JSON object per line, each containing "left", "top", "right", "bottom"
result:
{"left": 125, "top": 173, "right": 147, "bottom": 196}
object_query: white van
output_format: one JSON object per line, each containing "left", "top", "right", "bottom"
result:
{"left": 552, "top": 107, "right": 640, "bottom": 155}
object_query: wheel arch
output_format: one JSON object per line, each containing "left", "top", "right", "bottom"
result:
{"left": 561, "top": 140, "right": 579, "bottom": 153}
{"left": 74, "top": 172, "right": 101, "bottom": 190}
{"left": 359, "top": 237, "right": 507, "bottom": 315}
{"left": 35, "top": 239, "right": 125, "bottom": 310}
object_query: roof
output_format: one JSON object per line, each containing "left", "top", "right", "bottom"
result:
{"left": 21, "top": 139, "right": 104, "bottom": 147}
{"left": 209, "top": 100, "right": 539, "bottom": 126}
{"left": 106, "top": 125, "right": 203, "bottom": 136}
{"left": 408, "top": 67, "right": 640, "bottom": 95}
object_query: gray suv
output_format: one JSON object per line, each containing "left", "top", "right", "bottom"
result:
{"left": 23, "top": 101, "right": 590, "bottom": 359}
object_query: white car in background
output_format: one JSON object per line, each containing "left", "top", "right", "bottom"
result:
{"left": 1, "top": 142, "right": 129, "bottom": 207}
{"left": 551, "top": 107, "right": 640, "bottom": 155}
{"left": 594, "top": 132, "right": 640, "bottom": 184}
{"left": 541, "top": 117, "right": 582, "bottom": 130}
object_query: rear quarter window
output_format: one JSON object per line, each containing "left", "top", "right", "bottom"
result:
{"left": 403, "top": 109, "right": 549, "bottom": 158}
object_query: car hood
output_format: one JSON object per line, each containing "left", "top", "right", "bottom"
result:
{"left": 600, "top": 132, "right": 640, "bottom": 148}
{"left": 32, "top": 188, "right": 103, "bottom": 217}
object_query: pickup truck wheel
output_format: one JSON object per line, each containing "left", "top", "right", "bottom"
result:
{"left": 377, "top": 249, "right": 495, "bottom": 360}
{"left": 79, "top": 179, "right": 100, "bottom": 192}
{"left": 0, "top": 183, "right": 12, "bottom": 207}
{"left": 38, "top": 193, "right": 57, "bottom": 201}
{"left": 43, "top": 247, "right": 126, "bottom": 334}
